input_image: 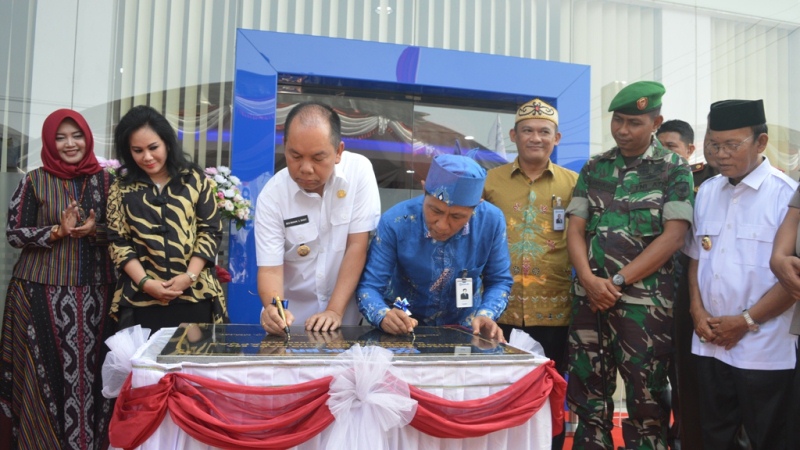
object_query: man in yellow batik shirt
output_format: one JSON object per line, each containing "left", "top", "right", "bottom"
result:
{"left": 483, "top": 97, "right": 578, "bottom": 450}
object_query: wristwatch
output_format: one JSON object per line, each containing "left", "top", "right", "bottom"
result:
{"left": 742, "top": 309, "right": 759, "bottom": 332}
{"left": 186, "top": 271, "right": 198, "bottom": 283}
{"left": 612, "top": 273, "right": 627, "bottom": 288}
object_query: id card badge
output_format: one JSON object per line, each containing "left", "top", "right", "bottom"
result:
{"left": 552, "top": 195, "right": 565, "bottom": 231}
{"left": 456, "top": 277, "right": 473, "bottom": 308}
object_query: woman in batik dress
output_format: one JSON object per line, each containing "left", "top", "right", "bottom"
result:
{"left": 0, "top": 109, "right": 117, "bottom": 449}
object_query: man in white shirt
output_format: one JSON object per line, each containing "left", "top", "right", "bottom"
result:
{"left": 255, "top": 102, "right": 380, "bottom": 334}
{"left": 684, "top": 99, "right": 796, "bottom": 450}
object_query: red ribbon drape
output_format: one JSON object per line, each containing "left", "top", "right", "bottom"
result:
{"left": 408, "top": 360, "right": 566, "bottom": 438}
{"left": 109, "top": 362, "right": 564, "bottom": 449}
{"left": 109, "top": 373, "right": 335, "bottom": 449}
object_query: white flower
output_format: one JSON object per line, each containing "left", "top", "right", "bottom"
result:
{"left": 204, "top": 165, "right": 249, "bottom": 229}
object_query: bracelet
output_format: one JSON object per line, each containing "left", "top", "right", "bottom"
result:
{"left": 137, "top": 275, "right": 153, "bottom": 292}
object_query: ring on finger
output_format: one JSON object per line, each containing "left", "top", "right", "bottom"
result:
{"left": 699, "top": 336, "right": 707, "bottom": 343}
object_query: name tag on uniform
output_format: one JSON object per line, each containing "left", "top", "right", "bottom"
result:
{"left": 553, "top": 207, "right": 565, "bottom": 231}
{"left": 552, "top": 196, "right": 565, "bottom": 231}
{"left": 456, "top": 277, "right": 473, "bottom": 308}
{"left": 284, "top": 215, "right": 309, "bottom": 228}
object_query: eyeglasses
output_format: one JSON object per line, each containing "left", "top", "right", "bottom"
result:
{"left": 706, "top": 136, "right": 752, "bottom": 155}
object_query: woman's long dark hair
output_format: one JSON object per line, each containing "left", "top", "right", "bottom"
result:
{"left": 114, "top": 105, "right": 199, "bottom": 185}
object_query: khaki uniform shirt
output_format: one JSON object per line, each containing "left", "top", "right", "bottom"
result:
{"left": 484, "top": 159, "right": 578, "bottom": 326}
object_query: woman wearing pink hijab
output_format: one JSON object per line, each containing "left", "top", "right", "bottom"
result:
{"left": 0, "top": 109, "right": 116, "bottom": 449}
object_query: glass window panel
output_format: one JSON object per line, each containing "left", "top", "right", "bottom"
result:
{"left": 275, "top": 92, "right": 415, "bottom": 190}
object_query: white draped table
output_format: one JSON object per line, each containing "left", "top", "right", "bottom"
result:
{"left": 114, "top": 327, "right": 555, "bottom": 450}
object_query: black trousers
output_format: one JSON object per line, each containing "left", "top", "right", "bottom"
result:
{"left": 788, "top": 342, "right": 800, "bottom": 448}
{"left": 499, "top": 324, "right": 568, "bottom": 450}
{"left": 695, "top": 356, "right": 792, "bottom": 450}
{"left": 127, "top": 301, "right": 214, "bottom": 333}
{"left": 672, "top": 253, "right": 704, "bottom": 449}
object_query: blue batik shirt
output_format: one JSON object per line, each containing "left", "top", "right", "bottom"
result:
{"left": 357, "top": 196, "right": 512, "bottom": 328}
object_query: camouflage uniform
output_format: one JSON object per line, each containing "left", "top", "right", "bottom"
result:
{"left": 565, "top": 140, "right": 694, "bottom": 450}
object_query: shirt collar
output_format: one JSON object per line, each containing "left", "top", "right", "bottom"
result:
{"left": 600, "top": 139, "right": 668, "bottom": 162}
{"left": 421, "top": 214, "right": 471, "bottom": 242}
{"left": 730, "top": 156, "right": 771, "bottom": 190}
{"left": 288, "top": 158, "right": 349, "bottom": 199}
{"left": 510, "top": 157, "right": 555, "bottom": 180}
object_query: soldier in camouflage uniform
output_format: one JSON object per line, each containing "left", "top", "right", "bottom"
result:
{"left": 565, "top": 81, "right": 694, "bottom": 450}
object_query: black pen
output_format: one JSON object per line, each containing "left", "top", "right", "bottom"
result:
{"left": 274, "top": 295, "right": 290, "bottom": 336}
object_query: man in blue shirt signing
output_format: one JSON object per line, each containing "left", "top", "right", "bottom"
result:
{"left": 357, "top": 154, "right": 512, "bottom": 342}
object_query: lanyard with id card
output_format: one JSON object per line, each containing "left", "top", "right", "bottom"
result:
{"left": 552, "top": 195, "right": 565, "bottom": 231}
{"left": 456, "top": 270, "right": 473, "bottom": 308}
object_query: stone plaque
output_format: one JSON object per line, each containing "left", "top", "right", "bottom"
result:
{"left": 157, "top": 324, "right": 532, "bottom": 363}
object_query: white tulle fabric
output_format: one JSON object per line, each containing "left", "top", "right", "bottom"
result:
{"left": 101, "top": 325, "right": 152, "bottom": 398}
{"left": 508, "top": 328, "right": 547, "bottom": 358}
{"left": 325, "top": 344, "right": 418, "bottom": 450}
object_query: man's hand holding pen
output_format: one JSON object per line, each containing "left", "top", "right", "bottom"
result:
{"left": 260, "top": 296, "right": 294, "bottom": 336}
{"left": 381, "top": 298, "right": 417, "bottom": 336}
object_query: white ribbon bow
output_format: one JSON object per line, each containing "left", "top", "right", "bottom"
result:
{"left": 508, "top": 328, "right": 547, "bottom": 358}
{"left": 101, "top": 325, "right": 151, "bottom": 398}
{"left": 326, "top": 344, "right": 418, "bottom": 450}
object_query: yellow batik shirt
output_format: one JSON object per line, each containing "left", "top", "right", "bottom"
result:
{"left": 484, "top": 159, "right": 578, "bottom": 327}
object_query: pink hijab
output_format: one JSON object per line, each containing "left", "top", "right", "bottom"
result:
{"left": 40, "top": 109, "right": 101, "bottom": 179}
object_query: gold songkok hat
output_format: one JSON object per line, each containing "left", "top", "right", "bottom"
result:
{"left": 515, "top": 98, "right": 558, "bottom": 126}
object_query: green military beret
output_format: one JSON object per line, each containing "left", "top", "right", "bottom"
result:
{"left": 608, "top": 81, "right": 665, "bottom": 115}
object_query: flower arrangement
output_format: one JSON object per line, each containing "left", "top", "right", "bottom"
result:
{"left": 97, "top": 156, "right": 122, "bottom": 176}
{"left": 204, "top": 166, "right": 251, "bottom": 230}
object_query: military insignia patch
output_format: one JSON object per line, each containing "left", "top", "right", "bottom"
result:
{"left": 636, "top": 96, "right": 648, "bottom": 110}
{"left": 701, "top": 236, "right": 712, "bottom": 251}
{"left": 674, "top": 181, "right": 691, "bottom": 199}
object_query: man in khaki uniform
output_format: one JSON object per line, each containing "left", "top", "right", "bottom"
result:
{"left": 483, "top": 98, "right": 578, "bottom": 450}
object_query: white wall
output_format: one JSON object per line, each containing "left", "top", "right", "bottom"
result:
{"left": 668, "top": 0, "right": 800, "bottom": 25}
{"left": 28, "top": 0, "right": 116, "bottom": 166}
